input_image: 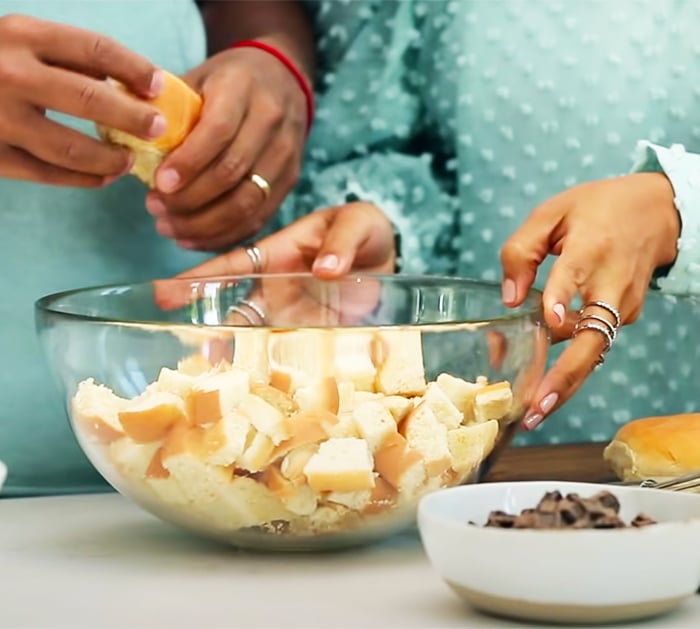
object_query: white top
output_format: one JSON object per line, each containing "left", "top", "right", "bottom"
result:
{"left": 1, "top": 493, "right": 699, "bottom": 628}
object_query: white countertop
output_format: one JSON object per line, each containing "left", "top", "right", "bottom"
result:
{"left": 1, "top": 493, "right": 699, "bottom": 629}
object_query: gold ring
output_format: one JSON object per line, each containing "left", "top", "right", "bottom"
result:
{"left": 249, "top": 173, "right": 271, "bottom": 200}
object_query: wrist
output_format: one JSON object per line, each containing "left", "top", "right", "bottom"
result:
{"left": 229, "top": 39, "right": 314, "bottom": 135}
{"left": 643, "top": 172, "right": 681, "bottom": 269}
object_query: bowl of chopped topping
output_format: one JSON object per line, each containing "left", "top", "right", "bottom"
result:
{"left": 418, "top": 480, "right": 700, "bottom": 624}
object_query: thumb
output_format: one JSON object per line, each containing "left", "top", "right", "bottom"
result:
{"left": 312, "top": 203, "right": 391, "bottom": 279}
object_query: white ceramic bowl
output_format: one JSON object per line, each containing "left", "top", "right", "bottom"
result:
{"left": 418, "top": 481, "right": 700, "bottom": 624}
{"left": 0, "top": 459, "right": 6, "bottom": 493}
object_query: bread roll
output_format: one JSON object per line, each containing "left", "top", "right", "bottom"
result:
{"left": 603, "top": 414, "right": 700, "bottom": 481}
{"left": 97, "top": 71, "right": 202, "bottom": 187}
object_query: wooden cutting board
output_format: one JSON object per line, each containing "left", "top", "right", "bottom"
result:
{"left": 483, "top": 442, "right": 616, "bottom": 484}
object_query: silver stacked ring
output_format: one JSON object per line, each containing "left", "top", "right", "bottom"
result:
{"left": 245, "top": 244, "right": 264, "bottom": 275}
{"left": 574, "top": 300, "right": 621, "bottom": 369}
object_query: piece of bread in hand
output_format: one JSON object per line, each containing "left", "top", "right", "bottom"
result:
{"left": 604, "top": 414, "right": 700, "bottom": 482}
{"left": 97, "top": 71, "right": 202, "bottom": 187}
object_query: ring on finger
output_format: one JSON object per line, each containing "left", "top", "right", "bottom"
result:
{"left": 226, "top": 305, "right": 257, "bottom": 326}
{"left": 580, "top": 300, "right": 621, "bottom": 328}
{"left": 249, "top": 172, "right": 272, "bottom": 200}
{"left": 572, "top": 320, "right": 614, "bottom": 370}
{"left": 226, "top": 299, "right": 267, "bottom": 326}
{"left": 574, "top": 313, "right": 617, "bottom": 342}
{"left": 572, "top": 321, "right": 614, "bottom": 353}
{"left": 244, "top": 243, "right": 264, "bottom": 274}
{"left": 239, "top": 298, "right": 267, "bottom": 324}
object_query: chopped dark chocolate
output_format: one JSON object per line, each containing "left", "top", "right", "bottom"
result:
{"left": 479, "top": 489, "right": 657, "bottom": 530}
{"left": 592, "top": 490, "right": 621, "bottom": 512}
{"left": 485, "top": 510, "right": 517, "bottom": 528}
{"left": 631, "top": 513, "right": 657, "bottom": 528}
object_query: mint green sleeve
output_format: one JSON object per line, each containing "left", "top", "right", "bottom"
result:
{"left": 273, "top": 0, "right": 458, "bottom": 276}
{"left": 631, "top": 141, "right": 700, "bottom": 294}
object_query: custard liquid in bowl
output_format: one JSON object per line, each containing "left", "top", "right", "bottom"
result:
{"left": 36, "top": 274, "right": 547, "bottom": 550}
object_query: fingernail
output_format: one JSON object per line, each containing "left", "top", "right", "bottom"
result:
{"left": 552, "top": 302, "right": 566, "bottom": 325}
{"left": 148, "top": 114, "right": 167, "bottom": 139}
{"left": 101, "top": 175, "right": 119, "bottom": 187}
{"left": 121, "top": 153, "right": 135, "bottom": 176}
{"left": 155, "top": 220, "right": 174, "bottom": 238}
{"left": 313, "top": 254, "right": 339, "bottom": 272}
{"left": 522, "top": 411, "right": 544, "bottom": 431}
{"left": 539, "top": 392, "right": 559, "bottom": 415}
{"left": 177, "top": 240, "right": 196, "bottom": 250}
{"left": 502, "top": 278, "right": 516, "bottom": 305}
{"left": 145, "top": 195, "right": 167, "bottom": 216}
{"left": 156, "top": 168, "right": 180, "bottom": 193}
{"left": 149, "top": 70, "right": 165, "bottom": 97}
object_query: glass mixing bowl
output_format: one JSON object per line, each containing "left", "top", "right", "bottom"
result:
{"left": 36, "top": 273, "right": 548, "bottom": 550}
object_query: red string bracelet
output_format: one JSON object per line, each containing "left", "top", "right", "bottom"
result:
{"left": 230, "top": 40, "right": 315, "bottom": 136}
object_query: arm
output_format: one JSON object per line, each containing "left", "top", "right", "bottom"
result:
{"left": 630, "top": 141, "right": 700, "bottom": 295}
{"left": 146, "top": 1, "right": 316, "bottom": 250}
{"left": 196, "top": 0, "right": 314, "bottom": 82}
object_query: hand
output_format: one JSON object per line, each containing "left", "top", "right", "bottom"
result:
{"left": 144, "top": 46, "right": 309, "bottom": 251}
{"left": 0, "top": 14, "right": 166, "bottom": 187}
{"left": 181, "top": 201, "right": 395, "bottom": 278}
{"left": 500, "top": 173, "right": 680, "bottom": 430}
{"left": 154, "top": 202, "right": 396, "bottom": 323}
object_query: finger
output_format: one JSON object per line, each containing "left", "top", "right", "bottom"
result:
{"left": 152, "top": 142, "right": 292, "bottom": 251}
{"left": 177, "top": 244, "right": 269, "bottom": 279}
{"left": 27, "top": 64, "right": 165, "bottom": 140}
{"left": 29, "top": 17, "right": 162, "bottom": 97}
{"left": 154, "top": 90, "right": 281, "bottom": 202}
{"left": 0, "top": 144, "right": 106, "bottom": 187}
{"left": 520, "top": 328, "right": 610, "bottom": 431}
{"left": 153, "top": 179, "right": 273, "bottom": 251}
{"left": 500, "top": 195, "right": 566, "bottom": 307}
{"left": 311, "top": 203, "right": 394, "bottom": 278}
{"left": 173, "top": 137, "right": 296, "bottom": 247}
{"left": 539, "top": 246, "right": 594, "bottom": 330}
{"left": 549, "top": 309, "right": 578, "bottom": 344}
{"left": 485, "top": 330, "right": 508, "bottom": 371}
{"left": 14, "top": 110, "right": 132, "bottom": 176}
{"left": 153, "top": 72, "right": 250, "bottom": 195}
